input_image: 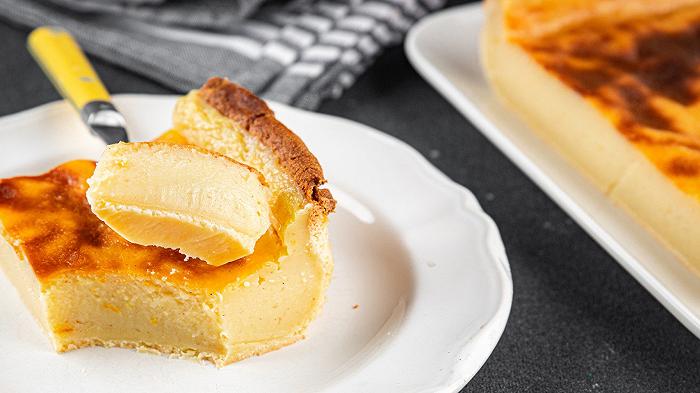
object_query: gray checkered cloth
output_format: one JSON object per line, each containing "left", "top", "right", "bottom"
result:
{"left": 0, "top": 0, "right": 445, "bottom": 109}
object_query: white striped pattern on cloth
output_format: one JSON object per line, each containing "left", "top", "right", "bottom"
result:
{"left": 0, "top": 0, "right": 446, "bottom": 109}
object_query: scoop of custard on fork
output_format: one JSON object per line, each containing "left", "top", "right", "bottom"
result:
{"left": 86, "top": 142, "right": 272, "bottom": 266}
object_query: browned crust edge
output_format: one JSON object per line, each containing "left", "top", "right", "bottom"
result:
{"left": 198, "top": 77, "right": 336, "bottom": 214}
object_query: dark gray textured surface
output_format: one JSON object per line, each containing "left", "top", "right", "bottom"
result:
{"left": 0, "top": 4, "right": 698, "bottom": 392}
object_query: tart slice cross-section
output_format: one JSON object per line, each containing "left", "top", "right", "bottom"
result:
{"left": 0, "top": 78, "right": 335, "bottom": 366}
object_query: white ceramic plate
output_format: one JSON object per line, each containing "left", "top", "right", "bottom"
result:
{"left": 0, "top": 96, "right": 512, "bottom": 393}
{"left": 405, "top": 3, "right": 700, "bottom": 338}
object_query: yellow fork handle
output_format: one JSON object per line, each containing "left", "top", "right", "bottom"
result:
{"left": 27, "top": 26, "right": 111, "bottom": 112}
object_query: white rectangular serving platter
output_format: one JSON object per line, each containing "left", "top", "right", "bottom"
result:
{"left": 406, "top": 3, "right": 700, "bottom": 337}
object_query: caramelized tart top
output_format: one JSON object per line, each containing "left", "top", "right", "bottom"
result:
{"left": 505, "top": 2, "right": 700, "bottom": 198}
{"left": 0, "top": 160, "right": 282, "bottom": 291}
